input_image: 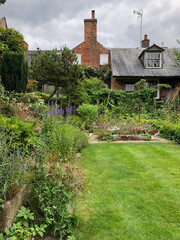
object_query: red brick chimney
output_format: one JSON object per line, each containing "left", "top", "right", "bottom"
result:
{"left": 141, "top": 34, "right": 150, "bottom": 48}
{"left": 84, "top": 10, "right": 97, "bottom": 42}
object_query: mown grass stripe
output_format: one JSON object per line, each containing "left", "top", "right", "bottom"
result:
{"left": 75, "top": 143, "right": 180, "bottom": 240}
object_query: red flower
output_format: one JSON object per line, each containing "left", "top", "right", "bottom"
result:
{"left": 129, "top": 104, "right": 131, "bottom": 107}
{"left": 105, "top": 97, "right": 107, "bottom": 99}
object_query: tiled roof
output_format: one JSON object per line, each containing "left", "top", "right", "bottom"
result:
{"left": 111, "top": 47, "right": 180, "bottom": 77}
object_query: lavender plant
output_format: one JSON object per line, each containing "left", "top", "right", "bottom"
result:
{"left": 42, "top": 98, "right": 88, "bottom": 160}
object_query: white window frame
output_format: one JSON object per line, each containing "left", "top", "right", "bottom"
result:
{"left": 100, "top": 54, "right": 108, "bottom": 65}
{"left": 125, "top": 84, "right": 134, "bottom": 92}
{"left": 145, "top": 52, "right": 162, "bottom": 68}
{"left": 76, "top": 53, "right": 81, "bottom": 65}
{"left": 148, "top": 81, "right": 160, "bottom": 99}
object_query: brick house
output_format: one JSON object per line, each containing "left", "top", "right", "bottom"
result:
{"left": 110, "top": 35, "right": 180, "bottom": 100}
{"left": 73, "top": 10, "right": 110, "bottom": 68}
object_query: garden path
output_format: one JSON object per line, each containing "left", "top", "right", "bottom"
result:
{"left": 88, "top": 133, "right": 171, "bottom": 144}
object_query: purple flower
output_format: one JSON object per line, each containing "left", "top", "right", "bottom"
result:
{"left": 61, "top": 100, "right": 63, "bottom": 106}
{"left": 55, "top": 98, "right": 57, "bottom": 104}
{"left": 74, "top": 108, "right": 76, "bottom": 114}
{"left": 65, "top": 117, "right": 67, "bottom": 121}
{"left": 48, "top": 100, "right": 50, "bottom": 105}
{"left": 52, "top": 101, "right": 54, "bottom": 106}
{"left": 69, "top": 106, "right": 72, "bottom": 114}
{"left": 68, "top": 98, "right": 70, "bottom": 104}
{"left": 46, "top": 111, "right": 49, "bottom": 118}
{"left": 69, "top": 121, "right": 72, "bottom": 125}
{"left": 53, "top": 107, "right": 56, "bottom": 116}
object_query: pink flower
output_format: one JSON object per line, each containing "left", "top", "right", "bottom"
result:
{"left": 38, "top": 153, "right": 42, "bottom": 156}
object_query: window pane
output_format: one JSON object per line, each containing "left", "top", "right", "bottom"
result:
{"left": 125, "top": 84, "right": 134, "bottom": 92}
{"left": 76, "top": 53, "right": 81, "bottom": 64}
{"left": 100, "top": 54, "right": 108, "bottom": 65}
{"left": 146, "top": 52, "right": 161, "bottom": 68}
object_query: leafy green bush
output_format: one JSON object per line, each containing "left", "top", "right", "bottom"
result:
{"left": 31, "top": 161, "right": 77, "bottom": 239}
{"left": 160, "top": 123, "right": 180, "bottom": 143}
{"left": 0, "top": 115, "right": 34, "bottom": 148}
{"left": 81, "top": 64, "right": 112, "bottom": 82}
{"left": 74, "top": 130, "right": 89, "bottom": 151}
{"left": 82, "top": 77, "right": 106, "bottom": 102}
{"left": 4, "top": 206, "right": 47, "bottom": 240}
{"left": 69, "top": 115, "right": 84, "bottom": 128}
{"left": 77, "top": 104, "right": 98, "bottom": 123}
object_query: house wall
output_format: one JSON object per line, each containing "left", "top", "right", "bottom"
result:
{"left": 111, "top": 76, "right": 180, "bottom": 100}
{"left": 111, "top": 77, "right": 125, "bottom": 90}
{"left": 74, "top": 42, "right": 110, "bottom": 68}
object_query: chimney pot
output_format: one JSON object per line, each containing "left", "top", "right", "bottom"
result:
{"left": 92, "top": 10, "right": 95, "bottom": 19}
{"left": 141, "top": 34, "right": 150, "bottom": 48}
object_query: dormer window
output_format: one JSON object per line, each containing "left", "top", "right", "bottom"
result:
{"left": 145, "top": 52, "right": 162, "bottom": 68}
{"left": 139, "top": 44, "right": 164, "bottom": 69}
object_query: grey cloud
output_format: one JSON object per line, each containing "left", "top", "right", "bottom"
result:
{"left": 1, "top": 0, "right": 179, "bottom": 50}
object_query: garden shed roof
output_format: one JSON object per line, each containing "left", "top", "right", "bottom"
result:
{"left": 110, "top": 47, "right": 180, "bottom": 77}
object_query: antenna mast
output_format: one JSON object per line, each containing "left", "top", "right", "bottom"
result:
{"left": 133, "top": 9, "right": 143, "bottom": 47}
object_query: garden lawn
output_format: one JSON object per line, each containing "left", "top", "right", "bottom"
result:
{"left": 75, "top": 143, "right": 180, "bottom": 240}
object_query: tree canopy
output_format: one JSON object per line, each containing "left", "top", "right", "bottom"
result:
{"left": 0, "top": 0, "right": 6, "bottom": 5}
{"left": 0, "top": 27, "right": 26, "bottom": 54}
{"left": 30, "top": 47, "right": 83, "bottom": 98}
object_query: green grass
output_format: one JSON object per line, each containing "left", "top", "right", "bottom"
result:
{"left": 74, "top": 143, "right": 180, "bottom": 240}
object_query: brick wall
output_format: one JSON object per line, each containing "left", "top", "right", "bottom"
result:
{"left": 111, "top": 77, "right": 125, "bottom": 90}
{"left": 73, "top": 10, "right": 110, "bottom": 68}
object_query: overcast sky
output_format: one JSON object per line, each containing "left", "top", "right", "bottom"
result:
{"left": 1, "top": 0, "right": 180, "bottom": 50}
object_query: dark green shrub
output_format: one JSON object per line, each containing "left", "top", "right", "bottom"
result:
{"left": 1, "top": 52, "right": 28, "bottom": 93}
{"left": 67, "top": 81, "right": 89, "bottom": 107}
